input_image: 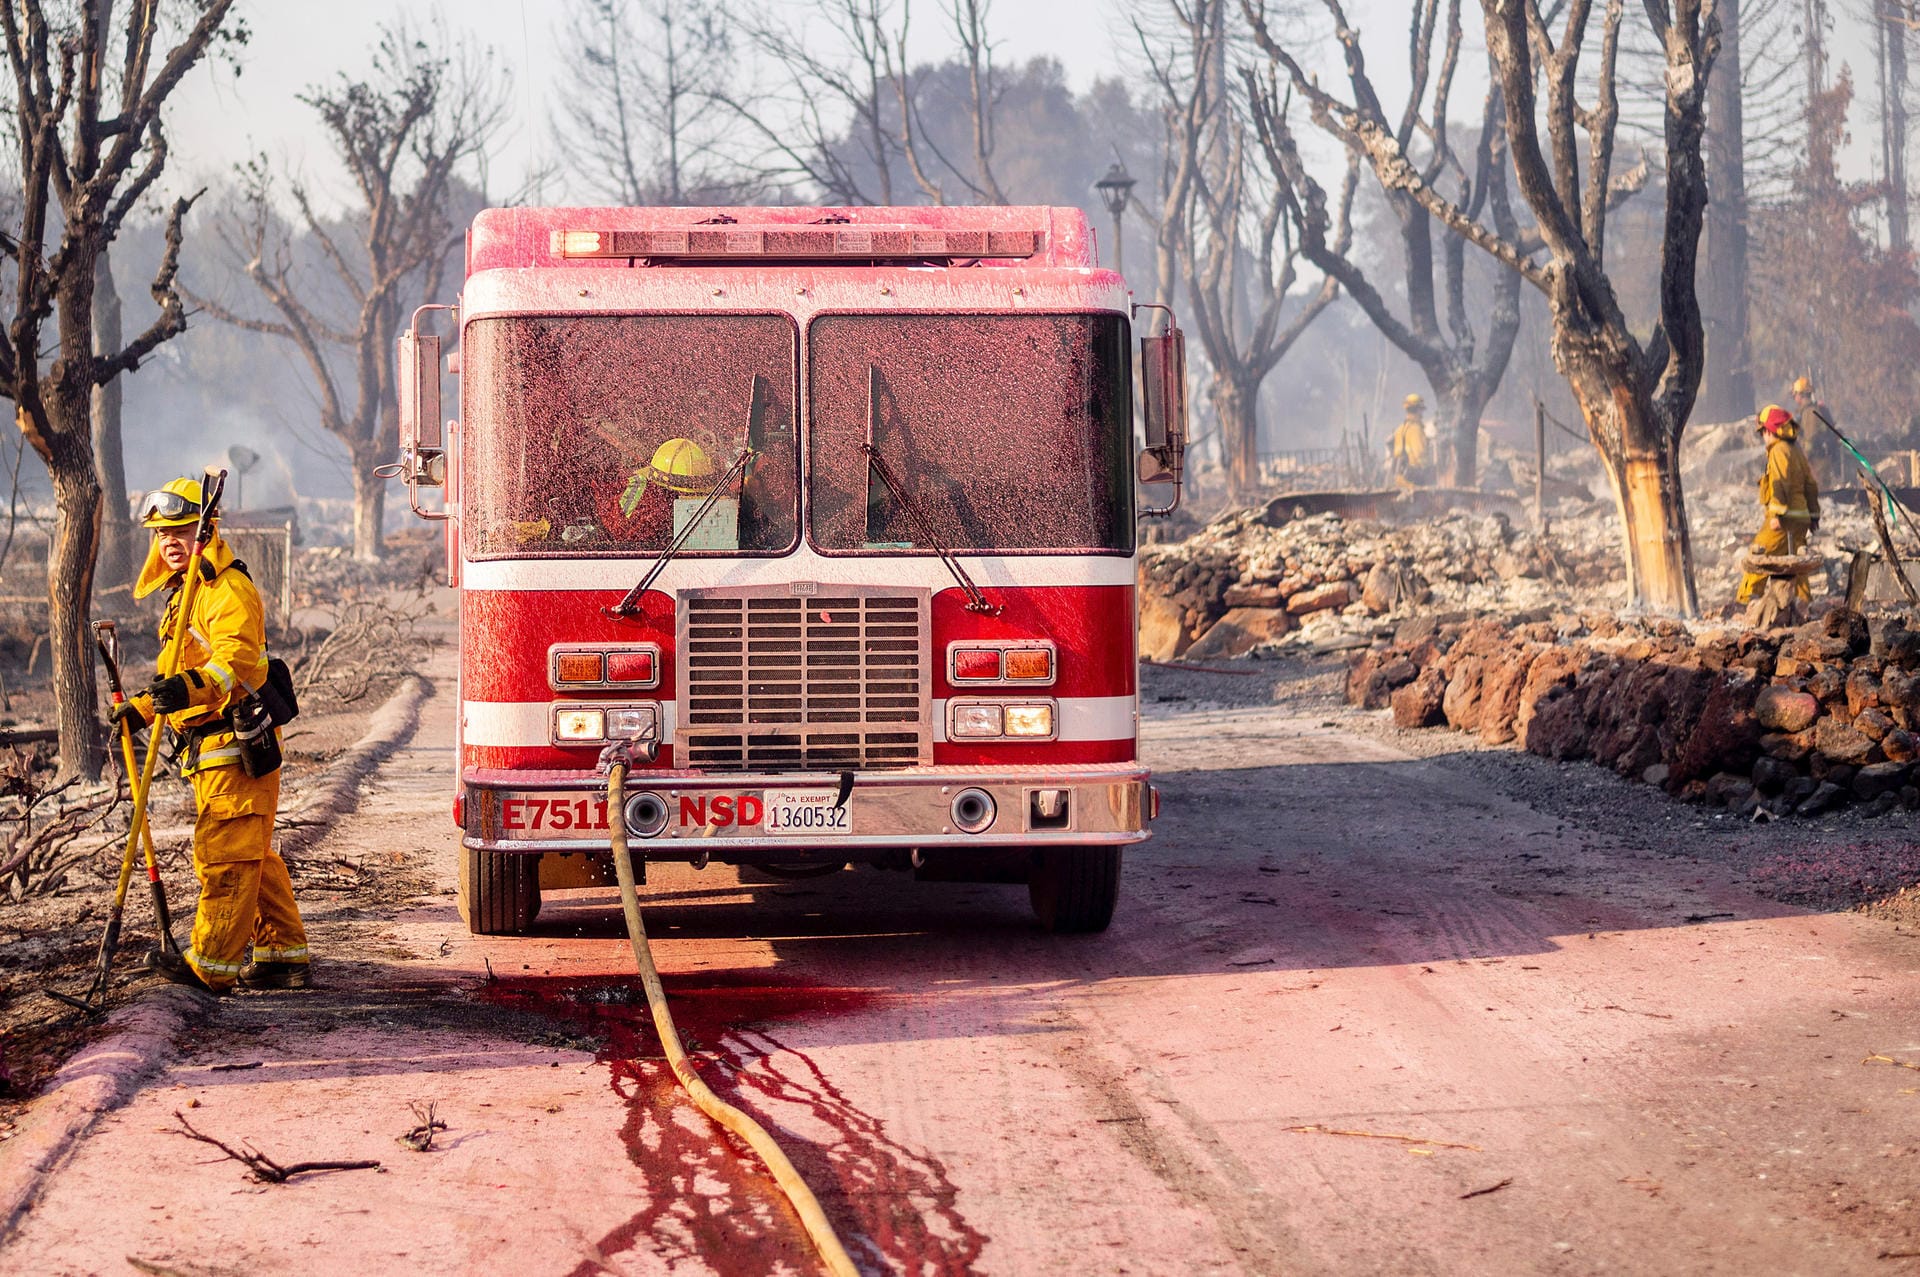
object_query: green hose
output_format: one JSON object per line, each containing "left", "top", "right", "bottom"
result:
{"left": 605, "top": 762, "right": 859, "bottom": 1277}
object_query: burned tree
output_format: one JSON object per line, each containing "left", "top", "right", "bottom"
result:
{"left": 1253, "top": 0, "right": 1718, "bottom": 615}
{"left": 1140, "top": 0, "right": 1349, "bottom": 499}
{"left": 1245, "top": 0, "right": 1525, "bottom": 489}
{"left": 194, "top": 28, "right": 505, "bottom": 561}
{"left": 1698, "top": 0, "right": 1751, "bottom": 419}
{"left": 92, "top": 249, "right": 135, "bottom": 588}
{"left": 555, "top": 0, "right": 742, "bottom": 204}
{"left": 726, "top": 0, "right": 901, "bottom": 204}
{"left": 0, "top": 0, "right": 241, "bottom": 777}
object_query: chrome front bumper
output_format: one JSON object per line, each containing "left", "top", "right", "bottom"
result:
{"left": 461, "top": 764, "right": 1153, "bottom": 857}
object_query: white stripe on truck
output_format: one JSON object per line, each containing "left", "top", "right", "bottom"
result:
{"left": 461, "top": 696, "right": 1137, "bottom": 747}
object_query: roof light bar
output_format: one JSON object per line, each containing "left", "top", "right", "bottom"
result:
{"left": 550, "top": 226, "right": 1041, "bottom": 262}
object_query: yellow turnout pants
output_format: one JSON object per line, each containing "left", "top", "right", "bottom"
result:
{"left": 1736, "top": 520, "right": 1811, "bottom": 604}
{"left": 185, "top": 764, "right": 308, "bottom": 990}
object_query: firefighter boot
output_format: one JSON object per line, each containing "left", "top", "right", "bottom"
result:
{"left": 239, "top": 959, "right": 314, "bottom": 990}
{"left": 145, "top": 945, "right": 220, "bottom": 994}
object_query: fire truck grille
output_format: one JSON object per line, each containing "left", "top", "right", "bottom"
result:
{"left": 676, "top": 587, "right": 932, "bottom": 771}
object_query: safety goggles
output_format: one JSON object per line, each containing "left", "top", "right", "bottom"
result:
{"left": 138, "top": 490, "right": 201, "bottom": 523}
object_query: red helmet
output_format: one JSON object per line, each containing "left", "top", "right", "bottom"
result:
{"left": 1757, "top": 404, "right": 1793, "bottom": 435}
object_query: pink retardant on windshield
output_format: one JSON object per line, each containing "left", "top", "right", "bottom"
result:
{"left": 461, "top": 314, "right": 800, "bottom": 560}
{"left": 808, "top": 313, "right": 1135, "bottom": 554}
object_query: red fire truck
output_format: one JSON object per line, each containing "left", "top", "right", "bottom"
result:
{"left": 393, "top": 205, "right": 1187, "bottom": 937}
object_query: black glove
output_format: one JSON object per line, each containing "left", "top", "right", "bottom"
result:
{"left": 147, "top": 673, "right": 191, "bottom": 715}
{"left": 109, "top": 699, "right": 147, "bottom": 729}
{"left": 1810, "top": 517, "right": 1821, "bottom": 533}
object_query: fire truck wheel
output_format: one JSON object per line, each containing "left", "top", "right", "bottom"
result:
{"left": 462, "top": 848, "right": 542, "bottom": 935}
{"left": 1027, "top": 847, "right": 1122, "bottom": 933}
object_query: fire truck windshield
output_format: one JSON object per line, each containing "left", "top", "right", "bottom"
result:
{"left": 808, "top": 313, "right": 1134, "bottom": 554}
{"left": 463, "top": 314, "right": 800, "bottom": 559}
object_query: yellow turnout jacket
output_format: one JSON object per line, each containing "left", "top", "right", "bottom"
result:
{"left": 132, "top": 530, "right": 269, "bottom": 774}
{"left": 1390, "top": 418, "right": 1430, "bottom": 469}
{"left": 1760, "top": 435, "right": 1820, "bottom": 526}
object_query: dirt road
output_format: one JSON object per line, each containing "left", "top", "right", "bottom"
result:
{"left": 5, "top": 663, "right": 1919, "bottom": 1275}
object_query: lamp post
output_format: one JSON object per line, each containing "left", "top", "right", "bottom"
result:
{"left": 1094, "top": 161, "right": 1136, "bottom": 277}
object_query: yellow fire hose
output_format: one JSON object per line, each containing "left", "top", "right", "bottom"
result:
{"left": 604, "top": 761, "right": 859, "bottom": 1277}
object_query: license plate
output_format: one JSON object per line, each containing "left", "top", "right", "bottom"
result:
{"left": 762, "top": 789, "right": 852, "bottom": 836}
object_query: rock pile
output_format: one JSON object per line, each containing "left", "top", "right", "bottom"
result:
{"left": 1348, "top": 606, "right": 1920, "bottom": 817}
{"left": 1138, "top": 506, "right": 1620, "bottom": 661}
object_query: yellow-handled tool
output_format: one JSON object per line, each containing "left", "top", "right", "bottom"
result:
{"left": 56, "top": 469, "right": 225, "bottom": 1013}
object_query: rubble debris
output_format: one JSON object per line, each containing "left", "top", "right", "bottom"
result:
{"left": 1137, "top": 506, "right": 1616, "bottom": 661}
{"left": 1347, "top": 604, "right": 1920, "bottom": 818}
{"left": 1140, "top": 423, "right": 1909, "bottom": 663}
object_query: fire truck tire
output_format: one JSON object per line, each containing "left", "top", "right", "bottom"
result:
{"left": 1027, "top": 847, "right": 1121, "bottom": 933}
{"left": 462, "top": 848, "right": 541, "bottom": 935}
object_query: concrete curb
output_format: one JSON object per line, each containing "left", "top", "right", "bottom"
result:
{"left": 279, "top": 673, "right": 430, "bottom": 859}
{"left": 0, "top": 672, "right": 432, "bottom": 1242}
{"left": 0, "top": 986, "right": 206, "bottom": 1241}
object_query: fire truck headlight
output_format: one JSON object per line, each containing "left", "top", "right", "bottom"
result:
{"left": 1002, "top": 703, "right": 1055, "bottom": 738}
{"left": 605, "top": 705, "right": 659, "bottom": 741}
{"left": 553, "top": 707, "right": 606, "bottom": 743}
{"left": 950, "top": 702, "right": 1004, "bottom": 738}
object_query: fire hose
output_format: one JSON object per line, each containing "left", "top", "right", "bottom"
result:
{"left": 602, "top": 755, "right": 858, "bottom": 1277}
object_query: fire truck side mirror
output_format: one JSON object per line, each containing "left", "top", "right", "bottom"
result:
{"left": 1140, "top": 328, "right": 1185, "bottom": 453}
{"left": 398, "top": 331, "right": 444, "bottom": 476}
{"left": 1138, "top": 325, "right": 1187, "bottom": 516}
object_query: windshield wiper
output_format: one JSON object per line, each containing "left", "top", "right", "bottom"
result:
{"left": 863, "top": 364, "right": 998, "bottom": 615}
{"left": 609, "top": 377, "right": 766, "bottom": 619}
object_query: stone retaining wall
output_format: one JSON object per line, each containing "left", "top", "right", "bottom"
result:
{"left": 1347, "top": 607, "right": 1920, "bottom": 817}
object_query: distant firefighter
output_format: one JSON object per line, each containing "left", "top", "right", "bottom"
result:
{"left": 1389, "top": 393, "right": 1434, "bottom": 490}
{"left": 1737, "top": 403, "right": 1821, "bottom": 610}
{"left": 1791, "top": 375, "right": 1851, "bottom": 489}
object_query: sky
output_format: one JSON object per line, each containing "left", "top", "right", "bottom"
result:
{"left": 163, "top": 0, "right": 1130, "bottom": 209}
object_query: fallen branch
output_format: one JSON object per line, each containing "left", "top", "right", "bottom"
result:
{"left": 166, "top": 1110, "right": 381, "bottom": 1182}
{"left": 398, "top": 1100, "right": 448, "bottom": 1152}
{"left": 1281, "top": 1123, "right": 1481, "bottom": 1151}
{"left": 125, "top": 1259, "right": 218, "bottom": 1277}
{"left": 1864, "top": 1053, "right": 1920, "bottom": 1073}
{"left": 1458, "top": 1177, "right": 1513, "bottom": 1200}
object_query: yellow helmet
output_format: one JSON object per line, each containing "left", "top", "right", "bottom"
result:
{"left": 647, "top": 438, "right": 716, "bottom": 492}
{"left": 1404, "top": 393, "right": 1425, "bottom": 410}
{"left": 138, "top": 477, "right": 206, "bottom": 529}
{"left": 618, "top": 438, "right": 717, "bottom": 517}
{"left": 1791, "top": 375, "right": 1813, "bottom": 396}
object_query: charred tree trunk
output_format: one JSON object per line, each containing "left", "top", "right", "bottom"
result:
{"left": 1702, "top": 0, "right": 1752, "bottom": 420}
{"left": 91, "top": 250, "right": 134, "bottom": 589}
{"left": 1567, "top": 359, "right": 1698, "bottom": 614}
{"left": 1881, "top": 4, "right": 1910, "bottom": 252}
{"left": 350, "top": 440, "right": 387, "bottom": 562}
{"left": 1214, "top": 374, "right": 1262, "bottom": 498}
{"left": 1436, "top": 367, "right": 1504, "bottom": 489}
{"left": 45, "top": 431, "right": 104, "bottom": 779}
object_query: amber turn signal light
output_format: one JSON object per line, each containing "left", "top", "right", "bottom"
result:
{"left": 1004, "top": 649, "right": 1052, "bottom": 680}
{"left": 554, "top": 652, "right": 605, "bottom": 684}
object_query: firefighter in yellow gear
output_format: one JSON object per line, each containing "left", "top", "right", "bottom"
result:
{"left": 1389, "top": 394, "right": 1434, "bottom": 490}
{"left": 114, "top": 477, "right": 309, "bottom": 993}
{"left": 1736, "top": 404, "right": 1822, "bottom": 606}
{"left": 1790, "top": 374, "right": 1849, "bottom": 488}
